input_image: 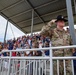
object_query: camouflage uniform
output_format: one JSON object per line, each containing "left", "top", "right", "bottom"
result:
{"left": 41, "top": 22, "right": 72, "bottom": 75}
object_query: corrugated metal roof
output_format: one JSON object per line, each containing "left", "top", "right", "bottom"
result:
{"left": 0, "top": 0, "right": 75, "bottom": 33}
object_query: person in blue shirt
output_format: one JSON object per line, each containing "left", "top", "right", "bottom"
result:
{"left": 7, "top": 40, "right": 13, "bottom": 50}
{"left": 44, "top": 41, "right": 49, "bottom": 56}
{"left": 73, "top": 49, "right": 76, "bottom": 75}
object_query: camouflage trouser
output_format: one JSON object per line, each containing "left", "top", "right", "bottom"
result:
{"left": 53, "top": 49, "right": 72, "bottom": 75}
{"left": 53, "top": 60, "right": 72, "bottom": 75}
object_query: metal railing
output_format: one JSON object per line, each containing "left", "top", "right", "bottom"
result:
{"left": 0, "top": 45, "right": 76, "bottom": 75}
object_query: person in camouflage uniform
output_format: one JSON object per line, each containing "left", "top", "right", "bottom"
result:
{"left": 41, "top": 15, "right": 72, "bottom": 75}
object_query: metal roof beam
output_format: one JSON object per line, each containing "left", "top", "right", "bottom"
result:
{"left": 40, "top": 6, "right": 73, "bottom": 17}
{"left": 35, "top": 0, "right": 58, "bottom": 9}
{"left": 17, "top": 17, "right": 38, "bottom": 24}
{"left": 9, "top": 0, "right": 58, "bottom": 19}
{"left": 9, "top": 9, "right": 32, "bottom": 19}
{"left": 25, "top": 0, "right": 46, "bottom": 25}
{"left": 30, "top": 29, "right": 41, "bottom": 32}
{"left": 0, "top": 0, "right": 24, "bottom": 12}
{"left": 17, "top": 8, "right": 67, "bottom": 24}
{"left": 17, "top": 6, "right": 74, "bottom": 24}
{"left": 21, "top": 22, "right": 43, "bottom": 28}
{"left": 25, "top": 29, "right": 41, "bottom": 34}
{"left": 21, "top": 18, "right": 69, "bottom": 28}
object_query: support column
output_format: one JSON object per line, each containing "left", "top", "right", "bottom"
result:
{"left": 66, "top": 0, "right": 76, "bottom": 45}
{"left": 4, "top": 20, "right": 8, "bottom": 43}
{"left": 31, "top": 10, "right": 34, "bottom": 37}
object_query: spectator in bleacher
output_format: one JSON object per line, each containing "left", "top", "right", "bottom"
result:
{"left": 2, "top": 44, "right": 9, "bottom": 56}
{"left": 32, "top": 40, "right": 42, "bottom": 56}
{"left": 27, "top": 37, "right": 32, "bottom": 48}
{"left": 66, "top": 27, "right": 70, "bottom": 33}
{"left": 40, "top": 36, "right": 45, "bottom": 46}
{"left": 44, "top": 41, "right": 50, "bottom": 56}
{"left": 73, "top": 49, "right": 76, "bottom": 75}
{"left": 17, "top": 52, "right": 21, "bottom": 56}
{"left": 2, "top": 44, "right": 9, "bottom": 71}
{"left": 0, "top": 43, "right": 2, "bottom": 56}
{"left": 16, "top": 41, "right": 22, "bottom": 50}
{"left": 24, "top": 42, "right": 30, "bottom": 56}
{"left": 12, "top": 45, "right": 16, "bottom": 56}
{"left": 20, "top": 39, "right": 24, "bottom": 47}
{"left": 7, "top": 40, "right": 13, "bottom": 50}
{"left": 12, "top": 38, "right": 16, "bottom": 44}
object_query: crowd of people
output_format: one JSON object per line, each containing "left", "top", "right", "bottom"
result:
{"left": 0, "top": 33, "right": 50, "bottom": 57}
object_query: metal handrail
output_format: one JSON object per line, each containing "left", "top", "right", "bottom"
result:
{"left": 1, "top": 56, "right": 76, "bottom": 60}
{"left": 0, "top": 45, "right": 76, "bottom": 75}
{"left": 1, "top": 45, "right": 76, "bottom": 52}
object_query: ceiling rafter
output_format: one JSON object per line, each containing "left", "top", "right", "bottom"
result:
{"left": 0, "top": 0, "right": 24, "bottom": 12}
{"left": 9, "top": 0, "right": 58, "bottom": 19}
{"left": 16, "top": 8, "right": 67, "bottom": 24}
{"left": 21, "top": 22, "right": 44, "bottom": 28}
{"left": 11, "top": 6, "right": 75, "bottom": 24}
{"left": 25, "top": 0, "right": 46, "bottom": 25}
{"left": 10, "top": 9, "right": 32, "bottom": 19}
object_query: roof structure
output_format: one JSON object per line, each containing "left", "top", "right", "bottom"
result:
{"left": 0, "top": 0, "right": 76, "bottom": 34}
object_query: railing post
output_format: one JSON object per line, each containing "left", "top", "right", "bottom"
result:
{"left": 71, "top": 60, "right": 74, "bottom": 75}
{"left": 50, "top": 47, "right": 53, "bottom": 75}
{"left": 7, "top": 51, "right": 12, "bottom": 75}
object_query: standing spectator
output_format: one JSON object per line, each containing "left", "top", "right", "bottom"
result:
{"left": 73, "top": 49, "right": 76, "bottom": 75}
{"left": 12, "top": 45, "right": 16, "bottom": 56}
{"left": 0, "top": 42, "right": 2, "bottom": 56}
{"left": 23, "top": 41, "right": 30, "bottom": 56}
{"left": 2, "top": 44, "right": 8, "bottom": 56}
{"left": 44, "top": 41, "right": 49, "bottom": 56}
{"left": 16, "top": 42, "right": 22, "bottom": 56}
{"left": 27, "top": 37, "right": 31, "bottom": 48}
{"left": 66, "top": 27, "right": 70, "bottom": 33}
{"left": 8, "top": 40, "right": 13, "bottom": 50}
{"left": 2, "top": 44, "right": 9, "bottom": 71}
{"left": 0, "top": 47, "right": 2, "bottom": 56}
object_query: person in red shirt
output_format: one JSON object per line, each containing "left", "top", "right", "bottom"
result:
{"left": 12, "top": 45, "right": 16, "bottom": 56}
